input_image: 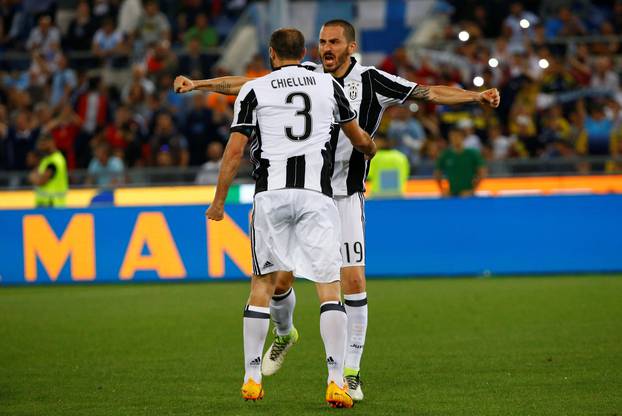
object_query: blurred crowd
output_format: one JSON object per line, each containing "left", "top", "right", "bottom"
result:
{"left": 1, "top": 0, "right": 622, "bottom": 189}
{"left": 377, "top": 0, "right": 622, "bottom": 174}
{"left": 0, "top": 0, "right": 246, "bottom": 186}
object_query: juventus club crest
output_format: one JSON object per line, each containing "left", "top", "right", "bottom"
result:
{"left": 345, "top": 81, "right": 360, "bottom": 101}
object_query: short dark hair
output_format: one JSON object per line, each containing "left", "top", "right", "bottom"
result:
{"left": 269, "top": 28, "right": 305, "bottom": 60}
{"left": 322, "top": 19, "right": 356, "bottom": 42}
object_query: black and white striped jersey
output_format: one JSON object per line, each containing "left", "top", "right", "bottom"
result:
{"left": 302, "top": 58, "right": 417, "bottom": 196}
{"left": 230, "top": 64, "right": 357, "bottom": 197}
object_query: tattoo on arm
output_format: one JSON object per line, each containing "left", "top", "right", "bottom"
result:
{"left": 214, "top": 81, "right": 232, "bottom": 94}
{"left": 410, "top": 85, "right": 431, "bottom": 101}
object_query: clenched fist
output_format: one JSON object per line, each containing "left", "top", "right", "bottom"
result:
{"left": 205, "top": 204, "right": 224, "bottom": 221}
{"left": 479, "top": 88, "right": 500, "bottom": 108}
{"left": 174, "top": 75, "right": 195, "bottom": 93}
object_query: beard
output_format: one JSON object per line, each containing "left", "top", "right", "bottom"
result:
{"left": 321, "top": 50, "right": 349, "bottom": 73}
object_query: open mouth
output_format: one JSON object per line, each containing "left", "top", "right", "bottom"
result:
{"left": 323, "top": 54, "right": 336, "bottom": 65}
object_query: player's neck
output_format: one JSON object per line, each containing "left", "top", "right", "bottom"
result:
{"left": 332, "top": 56, "right": 353, "bottom": 79}
{"left": 273, "top": 58, "right": 301, "bottom": 69}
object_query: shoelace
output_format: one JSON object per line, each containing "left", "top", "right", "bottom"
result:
{"left": 345, "top": 375, "right": 361, "bottom": 390}
{"left": 269, "top": 337, "right": 289, "bottom": 360}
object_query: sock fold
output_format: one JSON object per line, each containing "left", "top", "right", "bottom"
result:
{"left": 270, "top": 287, "right": 296, "bottom": 336}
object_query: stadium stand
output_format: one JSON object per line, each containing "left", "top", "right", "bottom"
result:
{"left": 0, "top": 0, "right": 621, "bottom": 189}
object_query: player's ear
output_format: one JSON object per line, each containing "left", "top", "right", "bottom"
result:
{"left": 300, "top": 47, "right": 307, "bottom": 61}
{"left": 348, "top": 41, "right": 357, "bottom": 55}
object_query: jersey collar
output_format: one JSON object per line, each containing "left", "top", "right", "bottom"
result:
{"left": 333, "top": 56, "right": 357, "bottom": 85}
{"left": 273, "top": 64, "right": 305, "bottom": 71}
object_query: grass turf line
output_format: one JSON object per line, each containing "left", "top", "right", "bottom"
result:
{"left": 1, "top": 276, "right": 621, "bottom": 416}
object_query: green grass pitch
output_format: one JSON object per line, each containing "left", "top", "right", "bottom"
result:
{"left": 1, "top": 276, "right": 621, "bottom": 416}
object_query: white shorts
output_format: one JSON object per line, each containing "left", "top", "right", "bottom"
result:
{"left": 251, "top": 189, "right": 342, "bottom": 283}
{"left": 335, "top": 192, "right": 366, "bottom": 267}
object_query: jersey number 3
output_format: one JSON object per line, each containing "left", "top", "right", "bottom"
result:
{"left": 285, "top": 92, "right": 312, "bottom": 141}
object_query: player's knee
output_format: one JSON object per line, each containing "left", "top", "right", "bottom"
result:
{"left": 249, "top": 288, "right": 272, "bottom": 307}
{"left": 249, "top": 274, "right": 278, "bottom": 306}
{"left": 274, "top": 273, "right": 294, "bottom": 295}
{"left": 316, "top": 281, "right": 341, "bottom": 304}
{"left": 342, "top": 268, "right": 366, "bottom": 294}
{"left": 274, "top": 281, "right": 292, "bottom": 295}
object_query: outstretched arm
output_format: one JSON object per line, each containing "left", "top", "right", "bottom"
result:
{"left": 410, "top": 85, "right": 500, "bottom": 108}
{"left": 174, "top": 75, "right": 253, "bottom": 96}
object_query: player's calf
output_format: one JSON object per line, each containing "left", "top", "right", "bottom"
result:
{"left": 242, "top": 275, "right": 276, "bottom": 400}
{"left": 341, "top": 267, "right": 368, "bottom": 401}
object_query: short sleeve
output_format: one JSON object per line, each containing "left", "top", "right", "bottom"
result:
{"left": 332, "top": 80, "right": 357, "bottom": 124}
{"left": 110, "top": 157, "right": 125, "bottom": 173}
{"left": 66, "top": 70, "right": 78, "bottom": 88}
{"left": 369, "top": 68, "right": 417, "bottom": 106}
{"left": 230, "top": 83, "right": 258, "bottom": 136}
{"left": 88, "top": 159, "right": 97, "bottom": 175}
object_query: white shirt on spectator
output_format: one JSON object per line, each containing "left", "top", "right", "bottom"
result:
{"left": 195, "top": 160, "right": 222, "bottom": 185}
{"left": 93, "top": 1, "right": 111, "bottom": 19}
{"left": 492, "top": 135, "right": 513, "bottom": 160}
{"left": 504, "top": 11, "right": 539, "bottom": 43}
{"left": 26, "top": 26, "right": 61, "bottom": 54}
{"left": 591, "top": 71, "right": 620, "bottom": 92}
{"left": 93, "top": 29, "right": 123, "bottom": 52}
{"left": 51, "top": 69, "right": 78, "bottom": 107}
{"left": 139, "top": 12, "right": 170, "bottom": 46}
{"left": 464, "top": 133, "right": 482, "bottom": 151}
{"left": 88, "top": 156, "right": 125, "bottom": 187}
{"left": 28, "top": 52, "right": 59, "bottom": 86}
{"left": 118, "top": 0, "right": 143, "bottom": 35}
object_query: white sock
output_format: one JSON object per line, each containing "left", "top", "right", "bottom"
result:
{"left": 344, "top": 292, "right": 368, "bottom": 372}
{"left": 319, "top": 301, "right": 347, "bottom": 386}
{"left": 270, "top": 287, "right": 296, "bottom": 336}
{"left": 243, "top": 304, "right": 270, "bottom": 383}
